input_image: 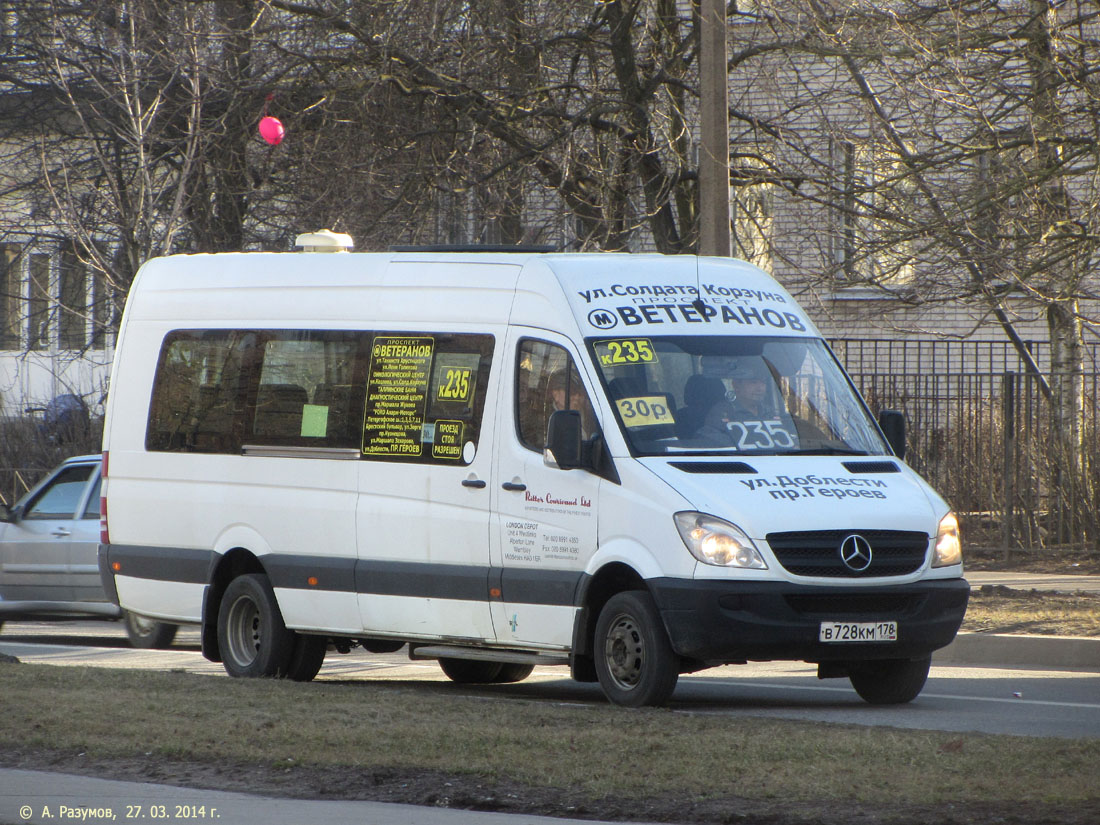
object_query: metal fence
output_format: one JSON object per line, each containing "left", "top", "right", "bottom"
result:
{"left": 5, "top": 338, "right": 1100, "bottom": 551}
{"left": 832, "top": 338, "right": 1100, "bottom": 552}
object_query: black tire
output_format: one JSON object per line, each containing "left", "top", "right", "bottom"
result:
{"left": 848, "top": 656, "right": 931, "bottom": 705}
{"left": 360, "top": 639, "right": 405, "bottom": 654}
{"left": 217, "top": 573, "right": 295, "bottom": 678}
{"left": 491, "top": 663, "right": 535, "bottom": 684}
{"left": 439, "top": 658, "right": 504, "bottom": 683}
{"left": 123, "top": 611, "right": 179, "bottom": 649}
{"left": 285, "top": 634, "right": 327, "bottom": 682}
{"left": 593, "top": 591, "right": 679, "bottom": 707}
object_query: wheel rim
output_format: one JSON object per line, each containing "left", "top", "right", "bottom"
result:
{"left": 225, "top": 594, "right": 262, "bottom": 668}
{"left": 603, "top": 611, "right": 645, "bottom": 690}
{"left": 129, "top": 614, "right": 156, "bottom": 636}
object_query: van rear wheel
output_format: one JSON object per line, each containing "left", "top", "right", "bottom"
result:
{"left": 286, "top": 634, "right": 327, "bottom": 682}
{"left": 594, "top": 591, "right": 678, "bottom": 707}
{"left": 848, "top": 656, "right": 931, "bottom": 704}
{"left": 217, "top": 573, "right": 295, "bottom": 678}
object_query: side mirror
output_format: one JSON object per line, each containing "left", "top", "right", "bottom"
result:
{"left": 545, "top": 410, "right": 584, "bottom": 469}
{"left": 878, "top": 409, "right": 906, "bottom": 460}
{"left": 0, "top": 503, "right": 14, "bottom": 524}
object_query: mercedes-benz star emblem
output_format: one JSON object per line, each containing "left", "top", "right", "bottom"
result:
{"left": 838, "top": 534, "right": 874, "bottom": 572}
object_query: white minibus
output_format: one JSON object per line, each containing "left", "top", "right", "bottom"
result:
{"left": 99, "top": 246, "right": 968, "bottom": 706}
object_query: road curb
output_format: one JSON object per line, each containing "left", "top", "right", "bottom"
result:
{"left": 934, "top": 632, "right": 1100, "bottom": 671}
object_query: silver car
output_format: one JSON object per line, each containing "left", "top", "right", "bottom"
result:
{"left": 0, "top": 454, "right": 176, "bottom": 648}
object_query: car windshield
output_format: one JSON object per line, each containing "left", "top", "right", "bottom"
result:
{"left": 588, "top": 335, "right": 888, "bottom": 457}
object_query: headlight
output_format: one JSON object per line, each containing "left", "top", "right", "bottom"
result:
{"left": 932, "top": 512, "right": 962, "bottom": 567}
{"left": 674, "top": 512, "right": 767, "bottom": 569}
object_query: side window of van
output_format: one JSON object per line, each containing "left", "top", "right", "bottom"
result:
{"left": 361, "top": 332, "right": 494, "bottom": 465}
{"left": 252, "top": 331, "right": 363, "bottom": 447}
{"left": 146, "top": 330, "right": 249, "bottom": 453}
{"left": 147, "top": 329, "right": 365, "bottom": 453}
{"left": 147, "top": 329, "right": 493, "bottom": 463}
{"left": 516, "top": 339, "right": 597, "bottom": 451}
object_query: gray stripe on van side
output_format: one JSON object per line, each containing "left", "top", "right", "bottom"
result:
{"left": 105, "top": 545, "right": 213, "bottom": 583}
{"left": 500, "top": 567, "right": 582, "bottom": 606}
{"left": 264, "top": 555, "right": 358, "bottom": 592}
{"left": 355, "top": 560, "right": 489, "bottom": 602}
{"left": 108, "top": 545, "right": 584, "bottom": 607}
{"left": 354, "top": 560, "right": 581, "bottom": 606}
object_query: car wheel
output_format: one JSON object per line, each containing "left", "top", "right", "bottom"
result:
{"left": 438, "top": 658, "right": 504, "bottom": 683}
{"left": 217, "top": 573, "right": 295, "bottom": 678}
{"left": 123, "top": 611, "right": 178, "bottom": 649}
{"left": 594, "top": 591, "right": 679, "bottom": 707}
{"left": 848, "top": 656, "right": 931, "bottom": 705}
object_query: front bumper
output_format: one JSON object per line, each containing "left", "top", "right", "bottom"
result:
{"left": 649, "top": 576, "right": 970, "bottom": 663}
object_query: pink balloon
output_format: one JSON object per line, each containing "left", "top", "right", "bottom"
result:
{"left": 258, "top": 116, "right": 285, "bottom": 146}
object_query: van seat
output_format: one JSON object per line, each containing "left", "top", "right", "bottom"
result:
{"left": 312, "top": 382, "right": 354, "bottom": 440}
{"left": 677, "top": 375, "right": 726, "bottom": 437}
{"left": 253, "top": 383, "right": 309, "bottom": 438}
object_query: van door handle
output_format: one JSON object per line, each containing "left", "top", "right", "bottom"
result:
{"left": 51, "top": 528, "right": 72, "bottom": 538}
{"left": 501, "top": 481, "right": 527, "bottom": 492}
{"left": 461, "top": 478, "right": 487, "bottom": 489}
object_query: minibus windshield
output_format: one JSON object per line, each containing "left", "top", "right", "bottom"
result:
{"left": 588, "top": 335, "right": 889, "bottom": 457}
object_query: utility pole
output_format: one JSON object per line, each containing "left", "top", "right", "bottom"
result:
{"left": 699, "top": 0, "right": 731, "bottom": 257}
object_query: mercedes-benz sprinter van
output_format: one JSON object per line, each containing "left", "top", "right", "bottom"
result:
{"left": 99, "top": 247, "right": 968, "bottom": 706}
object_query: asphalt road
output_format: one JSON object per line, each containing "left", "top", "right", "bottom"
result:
{"left": 2, "top": 618, "right": 1099, "bottom": 740}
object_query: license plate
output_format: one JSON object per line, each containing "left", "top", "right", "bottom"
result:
{"left": 819, "top": 621, "right": 897, "bottom": 643}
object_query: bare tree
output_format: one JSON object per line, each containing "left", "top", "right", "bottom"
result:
{"left": 266, "top": 0, "right": 713, "bottom": 252}
{"left": 737, "top": 0, "right": 1100, "bottom": 541}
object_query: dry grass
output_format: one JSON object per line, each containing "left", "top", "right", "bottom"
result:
{"left": 1, "top": 662, "right": 1098, "bottom": 806}
{"left": 963, "top": 587, "right": 1100, "bottom": 637}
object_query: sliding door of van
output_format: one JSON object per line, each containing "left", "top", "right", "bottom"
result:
{"left": 490, "top": 331, "right": 602, "bottom": 648}
{"left": 355, "top": 331, "right": 498, "bottom": 641}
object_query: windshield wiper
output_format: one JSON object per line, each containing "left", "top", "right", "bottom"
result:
{"left": 779, "top": 446, "right": 870, "bottom": 456}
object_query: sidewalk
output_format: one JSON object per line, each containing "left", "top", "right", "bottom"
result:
{"left": 933, "top": 570, "right": 1100, "bottom": 670}
{"left": 0, "top": 768, "right": 656, "bottom": 825}
{"left": 966, "top": 570, "right": 1100, "bottom": 593}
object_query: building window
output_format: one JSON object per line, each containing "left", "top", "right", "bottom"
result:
{"left": 27, "top": 253, "right": 50, "bottom": 351}
{"left": 59, "top": 244, "right": 88, "bottom": 350}
{"left": 828, "top": 138, "right": 858, "bottom": 281}
{"left": 0, "top": 244, "right": 21, "bottom": 349}
{"left": 90, "top": 251, "right": 113, "bottom": 349}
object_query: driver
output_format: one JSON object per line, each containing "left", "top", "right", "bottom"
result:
{"left": 725, "top": 358, "right": 775, "bottom": 419}
{"left": 697, "top": 358, "right": 790, "bottom": 447}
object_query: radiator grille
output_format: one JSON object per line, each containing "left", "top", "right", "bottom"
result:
{"left": 765, "top": 529, "right": 928, "bottom": 577}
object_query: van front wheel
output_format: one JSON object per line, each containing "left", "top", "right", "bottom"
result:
{"left": 594, "top": 591, "right": 678, "bottom": 707}
{"left": 217, "top": 574, "right": 295, "bottom": 678}
{"left": 848, "top": 656, "right": 931, "bottom": 704}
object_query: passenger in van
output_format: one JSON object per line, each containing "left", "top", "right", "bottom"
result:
{"left": 517, "top": 365, "right": 596, "bottom": 449}
{"left": 547, "top": 369, "right": 598, "bottom": 441}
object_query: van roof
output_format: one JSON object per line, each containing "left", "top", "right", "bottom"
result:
{"left": 125, "top": 252, "right": 816, "bottom": 339}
